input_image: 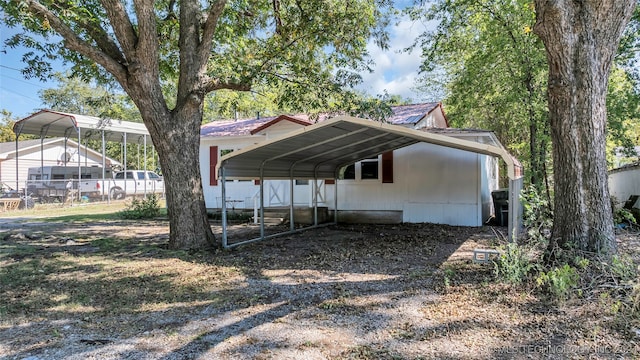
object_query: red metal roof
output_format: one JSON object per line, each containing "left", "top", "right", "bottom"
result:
{"left": 200, "top": 103, "right": 448, "bottom": 137}
{"left": 249, "top": 115, "right": 313, "bottom": 135}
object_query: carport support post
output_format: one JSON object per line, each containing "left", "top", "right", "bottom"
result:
{"left": 289, "top": 175, "right": 295, "bottom": 232}
{"left": 313, "top": 175, "right": 318, "bottom": 226}
{"left": 102, "top": 130, "right": 107, "bottom": 202}
{"left": 14, "top": 135, "right": 19, "bottom": 191}
{"left": 259, "top": 168, "right": 265, "bottom": 240}
{"left": 221, "top": 166, "right": 228, "bottom": 248}
{"left": 123, "top": 133, "right": 127, "bottom": 195}
{"left": 77, "top": 128, "right": 81, "bottom": 201}
{"left": 334, "top": 176, "right": 338, "bottom": 224}
{"left": 507, "top": 177, "right": 523, "bottom": 242}
{"left": 143, "top": 136, "right": 148, "bottom": 196}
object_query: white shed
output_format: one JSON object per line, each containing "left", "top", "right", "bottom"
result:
{"left": 0, "top": 137, "right": 119, "bottom": 191}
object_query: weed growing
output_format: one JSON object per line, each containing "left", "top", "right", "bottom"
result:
{"left": 118, "top": 194, "right": 161, "bottom": 219}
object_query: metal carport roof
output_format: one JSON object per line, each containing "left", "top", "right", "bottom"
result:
{"left": 218, "top": 115, "right": 522, "bottom": 180}
{"left": 13, "top": 109, "right": 150, "bottom": 144}
{"left": 218, "top": 115, "right": 524, "bottom": 248}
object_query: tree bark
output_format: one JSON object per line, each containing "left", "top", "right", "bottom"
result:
{"left": 533, "top": 0, "right": 636, "bottom": 258}
{"left": 151, "top": 108, "right": 216, "bottom": 250}
{"left": 121, "top": 68, "right": 216, "bottom": 250}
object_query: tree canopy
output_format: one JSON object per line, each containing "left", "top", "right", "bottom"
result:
{"left": 1, "top": 0, "right": 393, "bottom": 250}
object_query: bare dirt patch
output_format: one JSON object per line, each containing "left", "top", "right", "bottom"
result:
{"left": 0, "top": 218, "right": 638, "bottom": 359}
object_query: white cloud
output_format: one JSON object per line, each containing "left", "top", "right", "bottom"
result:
{"left": 356, "top": 14, "right": 435, "bottom": 102}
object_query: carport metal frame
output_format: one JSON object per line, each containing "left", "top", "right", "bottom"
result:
{"left": 218, "top": 115, "right": 524, "bottom": 248}
{"left": 13, "top": 110, "right": 155, "bottom": 200}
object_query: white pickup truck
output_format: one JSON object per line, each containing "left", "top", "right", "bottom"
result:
{"left": 81, "top": 170, "right": 164, "bottom": 200}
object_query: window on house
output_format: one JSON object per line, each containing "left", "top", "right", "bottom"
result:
{"left": 339, "top": 163, "right": 356, "bottom": 180}
{"left": 360, "top": 157, "right": 379, "bottom": 180}
{"left": 338, "top": 153, "right": 391, "bottom": 182}
{"left": 295, "top": 179, "right": 309, "bottom": 185}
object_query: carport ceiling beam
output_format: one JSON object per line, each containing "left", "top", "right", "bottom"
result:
{"left": 261, "top": 127, "right": 371, "bottom": 164}
{"left": 291, "top": 132, "right": 390, "bottom": 165}
{"left": 331, "top": 138, "right": 421, "bottom": 171}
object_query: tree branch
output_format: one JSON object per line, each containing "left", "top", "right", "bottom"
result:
{"left": 273, "top": 0, "right": 283, "bottom": 35}
{"left": 201, "top": 78, "right": 251, "bottom": 93}
{"left": 132, "top": 0, "right": 160, "bottom": 78}
{"left": 100, "top": 0, "right": 138, "bottom": 60}
{"left": 197, "top": 0, "right": 228, "bottom": 69}
{"left": 24, "top": 0, "right": 127, "bottom": 83}
{"left": 47, "top": 0, "right": 127, "bottom": 65}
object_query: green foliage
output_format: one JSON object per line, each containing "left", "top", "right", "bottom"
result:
{"left": 613, "top": 206, "right": 637, "bottom": 226}
{"left": 520, "top": 185, "right": 553, "bottom": 245}
{"left": 408, "top": 0, "right": 550, "bottom": 187}
{"left": 443, "top": 267, "right": 456, "bottom": 289}
{"left": 536, "top": 264, "right": 579, "bottom": 301}
{"left": 609, "top": 255, "right": 637, "bottom": 283}
{"left": 606, "top": 66, "right": 640, "bottom": 167}
{"left": 493, "top": 243, "right": 533, "bottom": 284}
{"left": 1, "top": 0, "right": 393, "bottom": 113}
{"left": 39, "top": 72, "right": 142, "bottom": 121}
{"left": 119, "top": 194, "right": 161, "bottom": 220}
{"left": 409, "top": 0, "right": 639, "bottom": 187}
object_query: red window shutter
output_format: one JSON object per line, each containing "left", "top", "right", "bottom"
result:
{"left": 209, "top": 146, "right": 218, "bottom": 186}
{"left": 325, "top": 179, "right": 335, "bottom": 184}
{"left": 382, "top": 151, "right": 393, "bottom": 183}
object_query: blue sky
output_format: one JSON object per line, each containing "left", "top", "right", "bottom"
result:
{"left": 0, "top": 6, "right": 432, "bottom": 119}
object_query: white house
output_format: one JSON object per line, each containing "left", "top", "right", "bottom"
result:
{"left": 609, "top": 163, "right": 640, "bottom": 208}
{"left": 200, "top": 103, "right": 511, "bottom": 227}
{"left": 0, "top": 137, "right": 119, "bottom": 191}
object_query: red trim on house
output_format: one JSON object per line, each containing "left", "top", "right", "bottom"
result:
{"left": 209, "top": 146, "right": 218, "bottom": 186}
{"left": 382, "top": 151, "right": 393, "bottom": 183}
{"left": 249, "top": 115, "right": 312, "bottom": 135}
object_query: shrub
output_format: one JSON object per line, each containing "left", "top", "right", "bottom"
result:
{"left": 520, "top": 185, "right": 553, "bottom": 246}
{"left": 536, "top": 264, "right": 579, "bottom": 301}
{"left": 494, "top": 242, "right": 533, "bottom": 284}
{"left": 613, "top": 207, "right": 637, "bottom": 226}
{"left": 119, "top": 194, "right": 161, "bottom": 219}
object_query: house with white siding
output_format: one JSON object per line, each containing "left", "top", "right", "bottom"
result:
{"left": 199, "top": 103, "right": 508, "bottom": 227}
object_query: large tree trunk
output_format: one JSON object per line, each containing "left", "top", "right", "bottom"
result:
{"left": 534, "top": 1, "right": 636, "bottom": 259}
{"left": 134, "top": 91, "right": 216, "bottom": 250}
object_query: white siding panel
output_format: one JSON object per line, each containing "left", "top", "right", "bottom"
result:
{"left": 609, "top": 168, "right": 640, "bottom": 207}
{"left": 403, "top": 203, "right": 479, "bottom": 226}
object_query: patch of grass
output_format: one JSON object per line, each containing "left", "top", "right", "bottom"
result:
{"left": 1, "top": 202, "right": 128, "bottom": 218}
{"left": 0, "top": 228, "right": 241, "bottom": 328}
{"left": 337, "top": 344, "right": 403, "bottom": 360}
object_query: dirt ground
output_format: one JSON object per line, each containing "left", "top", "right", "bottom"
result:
{"left": 0, "top": 217, "right": 638, "bottom": 359}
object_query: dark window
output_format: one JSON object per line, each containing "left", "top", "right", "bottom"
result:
{"left": 295, "top": 180, "right": 309, "bottom": 185}
{"left": 361, "top": 157, "right": 379, "bottom": 179}
{"left": 340, "top": 164, "right": 356, "bottom": 180}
